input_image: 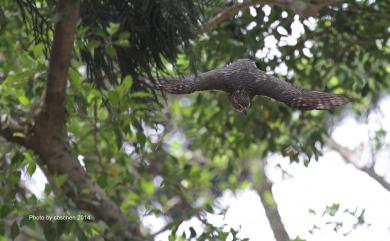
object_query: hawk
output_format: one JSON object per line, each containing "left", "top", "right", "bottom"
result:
{"left": 142, "top": 59, "right": 350, "bottom": 113}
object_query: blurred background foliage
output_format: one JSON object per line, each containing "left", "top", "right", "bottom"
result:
{"left": 0, "top": 0, "right": 390, "bottom": 240}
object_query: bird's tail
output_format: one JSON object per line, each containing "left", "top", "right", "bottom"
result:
{"left": 289, "top": 91, "right": 351, "bottom": 110}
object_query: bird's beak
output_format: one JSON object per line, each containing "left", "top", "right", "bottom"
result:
{"left": 243, "top": 110, "right": 247, "bottom": 116}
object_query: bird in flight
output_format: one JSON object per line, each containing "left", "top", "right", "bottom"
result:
{"left": 142, "top": 59, "right": 351, "bottom": 113}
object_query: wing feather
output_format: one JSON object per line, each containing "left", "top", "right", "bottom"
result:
{"left": 253, "top": 74, "right": 351, "bottom": 110}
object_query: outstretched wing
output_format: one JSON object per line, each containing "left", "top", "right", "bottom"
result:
{"left": 140, "top": 68, "right": 227, "bottom": 94}
{"left": 140, "top": 76, "right": 196, "bottom": 94}
{"left": 254, "top": 74, "right": 351, "bottom": 110}
{"left": 140, "top": 58, "right": 351, "bottom": 110}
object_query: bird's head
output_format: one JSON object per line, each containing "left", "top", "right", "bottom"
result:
{"left": 229, "top": 89, "right": 252, "bottom": 114}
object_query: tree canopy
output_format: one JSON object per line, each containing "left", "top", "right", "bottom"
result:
{"left": 0, "top": 0, "right": 389, "bottom": 240}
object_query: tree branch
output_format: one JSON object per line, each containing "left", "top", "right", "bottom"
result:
{"left": 199, "top": 0, "right": 265, "bottom": 35}
{"left": 198, "top": 0, "right": 339, "bottom": 34}
{"left": 42, "top": 0, "right": 79, "bottom": 128}
{"left": 21, "top": 0, "right": 141, "bottom": 239}
{"left": 258, "top": 162, "right": 290, "bottom": 241}
{"left": 324, "top": 136, "right": 390, "bottom": 192}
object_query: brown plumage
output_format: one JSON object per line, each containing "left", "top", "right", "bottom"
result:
{"left": 288, "top": 90, "right": 350, "bottom": 110}
{"left": 142, "top": 59, "right": 351, "bottom": 112}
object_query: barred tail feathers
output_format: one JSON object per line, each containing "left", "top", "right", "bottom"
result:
{"left": 289, "top": 91, "right": 351, "bottom": 110}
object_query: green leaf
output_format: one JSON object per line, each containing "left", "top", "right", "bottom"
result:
{"left": 118, "top": 32, "right": 130, "bottom": 40}
{"left": 53, "top": 174, "right": 69, "bottom": 188}
{"left": 122, "top": 192, "right": 140, "bottom": 208}
{"left": 43, "top": 223, "right": 58, "bottom": 241}
{"left": 361, "top": 83, "right": 370, "bottom": 97}
{"left": 107, "top": 91, "right": 120, "bottom": 106}
{"left": 10, "top": 221, "right": 19, "bottom": 240}
{"left": 136, "top": 132, "right": 146, "bottom": 147}
{"left": 217, "top": 231, "right": 228, "bottom": 240}
{"left": 9, "top": 171, "right": 21, "bottom": 185}
{"left": 27, "top": 161, "right": 36, "bottom": 176}
{"left": 32, "top": 43, "right": 44, "bottom": 57}
{"left": 105, "top": 45, "right": 116, "bottom": 58}
{"left": 308, "top": 209, "right": 316, "bottom": 215}
{"left": 140, "top": 180, "right": 155, "bottom": 196}
{"left": 323, "top": 203, "right": 340, "bottom": 217}
{"left": 168, "top": 235, "right": 175, "bottom": 241}
{"left": 17, "top": 95, "right": 30, "bottom": 106}
{"left": 97, "top": 175, "right": 108, "bottom": 188}
{"left": 44, "top": 183, "right": 52, "bottom": 196}
{"left": 86, "top": 40, "right": 100, "bottom": 50}
{"left": 0, "top": 205, "right": 12, "bottom": 218}
{"left": 131, "top": 91, "right": 153, "bottom": 98}
{"left": 118, "top": 75, "right": 133, "bottom": 98}
{"left": 116, "top": 39, "right": 130, "bottom": 47}
{"left": 6, "top": 70, "right": 35, "bottom": 84}
{"left": 69, "top": 68, "right": 82, "bottom": 85}
{"left": 357, "top": 209, "right": 366, "bottom": 224}
{"left": 117, "top": 32, "right": 130, "bottom": 47}
{"left": 114, "top": 127, "right": 123, "bottom": 148}
{"left": 292, "top": 236, "right": 306, "bottom": 241}
{"left": 303, "top": 159, "right": 310, "bottom": 167}
{"left": 107, "top": 22, "right": 120, "bottom": 35}
{"left": 28, "top": 195, "right": 38, "bottom": 205}
{"left": 12, "top": 132, "right": 26, "bottom": 138}
{"left": 0, "top": 222, "right": 5, "bottom": 235}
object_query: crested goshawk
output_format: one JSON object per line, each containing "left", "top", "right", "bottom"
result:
{"left": 143, "top": 59, "right": 350, "bottom": 112}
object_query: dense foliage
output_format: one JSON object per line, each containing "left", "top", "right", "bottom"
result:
{"left": 0, "top": 0, "right": 389, "bottom": 240}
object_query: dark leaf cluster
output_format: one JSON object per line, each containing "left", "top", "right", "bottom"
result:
{"left": 79, "top": 0, "right": 206, "bottom": 88}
